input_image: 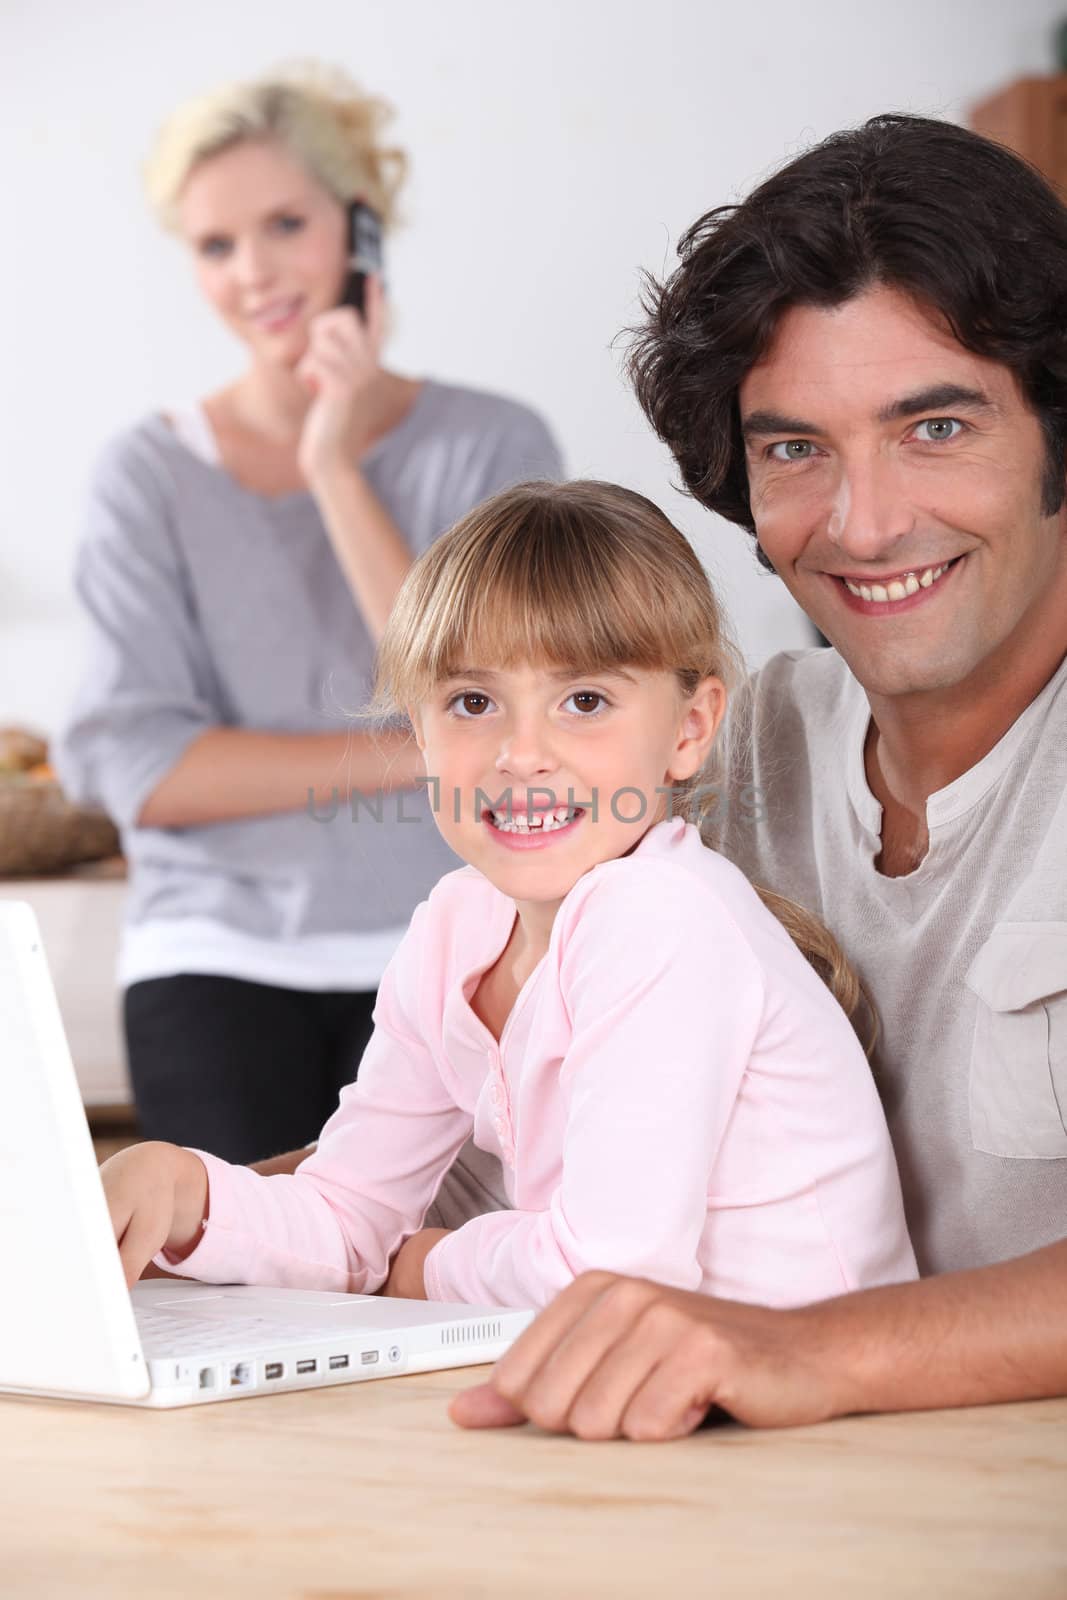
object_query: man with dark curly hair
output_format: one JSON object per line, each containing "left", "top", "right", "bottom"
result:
{"left": 454, "top": 114, "right": 1067, "bottom": 1440}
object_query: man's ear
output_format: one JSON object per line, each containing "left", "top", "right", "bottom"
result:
{"left": 667, "top": 676, "right": 727, "bottom": 783}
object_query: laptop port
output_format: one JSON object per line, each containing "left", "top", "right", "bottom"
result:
{"left": 360, "top": 1350, "right": 380, "bottom": 1366}
{"left": 328, "top": 1354, "right": 349, "bottom": 1371}
{"left": 264, "top": 1362, "right": 284, "bottom": 1381}
{"left": 198, "top": 1366, "right": 217, "bottom": 1390}
{"left": 295, "top": 1358, "right": 317, "bottom": 1375}
{"left": 229, "top": 1361, "right": 253, "bottom": 1388}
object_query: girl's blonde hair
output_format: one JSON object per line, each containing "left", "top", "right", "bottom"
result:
{"left": 368, "top": 479, "right": 873, "bottom": 1042}
{"left": 143, "top": 62, "right": 408, "bottom": 230}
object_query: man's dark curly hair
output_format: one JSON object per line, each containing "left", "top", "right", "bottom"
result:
{"left": 628, "top": 113, "right": 1067, "bottom": 570}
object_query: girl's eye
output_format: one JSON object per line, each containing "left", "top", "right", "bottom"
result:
{"left": 768, "top": 439, "right": 815, "bottom": 462}
{"left": 198, "top": 236, "right": 231, "bottom": 260}
{"left": 269, "top": 213, "right": 306, "bottom": 235}
{"left": 447, "top": 691, "right": 496, "bottom": 718}
{"left": 914, "top": 417, "right": 963, "bottom": 443}
{"left": 563, "top": 691, "right": 608, "bottom": 716}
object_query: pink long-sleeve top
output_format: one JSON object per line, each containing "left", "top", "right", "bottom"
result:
{"left": 160, "top": 817, "right": 917, "bottom": 1307}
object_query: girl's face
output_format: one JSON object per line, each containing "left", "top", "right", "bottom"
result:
{"left": 177, "top": 138, "right": 349, "bottom": 371}
{"left": 410, "top": 662, "right": 724, "bottom": 918}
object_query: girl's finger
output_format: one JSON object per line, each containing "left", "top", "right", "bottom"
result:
{"left": 103, "top": 1185, "right": 132, "bottom": 1240}
{"left": 117, "top": 1213, "right": 166, "bottom": 1290}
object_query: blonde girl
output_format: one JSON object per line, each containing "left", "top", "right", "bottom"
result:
{"left": 101, "top": 481, "right": 915, "bottom": 1311}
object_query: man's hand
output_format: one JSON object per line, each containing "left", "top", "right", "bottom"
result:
{"left": 101, "top": 1142, "right": 209, "bottom": 1288}
{"left": 381, "top": 1228, "right": 451, "bottom": 1300}
{"left": 449, "top": 1272, "right": 844, "bottom": 1441}
{"left": 451, "top": 1240, "right": 1067, "bottom": 1440}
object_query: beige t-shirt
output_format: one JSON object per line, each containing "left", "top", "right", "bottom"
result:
{"left": 710, "top": 647, "right": 1067, "bottom": 1277}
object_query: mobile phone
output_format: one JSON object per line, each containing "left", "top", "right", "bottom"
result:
{"left": 343, "top": 200, "right": 384, "bottom": 320}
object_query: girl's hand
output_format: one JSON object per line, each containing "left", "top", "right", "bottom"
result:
{"left": 100, "top": 1142, "right": 209, "bottom": 1288}
{"left": 296, "top": 274, "right": 387, "bottom": 484}
{"left": 381, "top": 1227, "right": 451, "bottom": 1300}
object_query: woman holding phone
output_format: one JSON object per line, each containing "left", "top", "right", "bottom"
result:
{"left": 58, "top": 64, "right": 562, "bottom": 1166}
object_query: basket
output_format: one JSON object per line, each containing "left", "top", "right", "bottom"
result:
{"left": 0, "top": 777, "right": 120, "bottom": 877}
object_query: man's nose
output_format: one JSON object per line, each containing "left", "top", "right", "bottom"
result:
{"left": 825, "top": 452, "right": 916, "bottom": 562}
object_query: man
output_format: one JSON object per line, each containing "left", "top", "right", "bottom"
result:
{"left": 252, "top": 113, "right": 1066, "bottom": 1439}
{"left": 448, "top": 112, "right": 1067, "bottom": 1438}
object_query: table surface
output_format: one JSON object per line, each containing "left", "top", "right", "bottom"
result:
{"left": 3, "top": 1371, "right": 1065, "bottom": 1599}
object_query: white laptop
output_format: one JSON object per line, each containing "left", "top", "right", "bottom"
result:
{"left": 0, "top": 901, "right": 534, "bottom": 1408}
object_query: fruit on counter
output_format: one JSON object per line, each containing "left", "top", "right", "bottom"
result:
{"left": 0, "top": 727, "right": 49, "bottom": 775}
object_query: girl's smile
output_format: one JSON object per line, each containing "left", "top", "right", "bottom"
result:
{"left": 482, "top": 801, "right": 587, "bottom": 850}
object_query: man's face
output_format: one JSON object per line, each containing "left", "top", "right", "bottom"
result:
{"left": 739, "top": 286, "right": 1067, "bottom": 698}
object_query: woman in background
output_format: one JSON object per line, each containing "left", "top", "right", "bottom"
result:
{"left": 59, "top": 64, "right": 562, "bottom": 1165}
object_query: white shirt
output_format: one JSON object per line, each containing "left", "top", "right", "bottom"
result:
{"left": 712, "top": 646, "right": 1067, "bottom": 1275}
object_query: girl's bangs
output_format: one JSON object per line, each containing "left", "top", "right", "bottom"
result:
{"left": 368, "top": 479, "right": 734, "bottom": 724}
{"left": 427, "top": 558, "right": 678, "bottom": 689}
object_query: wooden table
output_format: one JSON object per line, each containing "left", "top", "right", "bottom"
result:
{"left": 2, "top": 1375, "right": 1064, "bottom": 1597}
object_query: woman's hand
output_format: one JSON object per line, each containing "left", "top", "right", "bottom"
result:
{"left": 100, "top": 1141, "right": 210, "bottom": 1288}
{"left": 296, "top": 273, "right": 387, "bottom": 484}
{"left": 381, "top": 1227, "right": 451, "bottom": 1300}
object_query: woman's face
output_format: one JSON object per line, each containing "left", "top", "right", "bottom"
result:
{"left": 177, "top": 138, "right": 348, "bottom": 370}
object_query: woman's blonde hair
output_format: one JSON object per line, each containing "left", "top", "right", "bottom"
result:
{"left": 367, "top": 479, "right": 874, "bottom": 1042}
{"left": 144, "top": 62, "right": 407, "bottom": 230}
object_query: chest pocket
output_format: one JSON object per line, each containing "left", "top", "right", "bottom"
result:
{"left": 964, "top": 924, "right": 1067, "bottom": 1158}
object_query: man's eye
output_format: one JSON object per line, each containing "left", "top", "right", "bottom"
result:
{"left": 914, "top": 418, "right": 963, "bottom": 443}
{"left": 768, "top": 440, "right": 815, "bottom": 462}
{"left": 447, "top": 692, "right": 494, "bottom": 718}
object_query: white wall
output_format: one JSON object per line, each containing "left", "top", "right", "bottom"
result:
{"left": 2, "top": 0, "right": 1061, "bottom": 736}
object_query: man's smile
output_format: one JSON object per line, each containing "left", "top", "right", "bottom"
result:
{"left": 824, "top": 554, "right": 966, "bottom": 616}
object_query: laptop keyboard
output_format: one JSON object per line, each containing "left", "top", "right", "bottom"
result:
{"left": 135, "top": 1305, "right": 365, "bottom": 1357}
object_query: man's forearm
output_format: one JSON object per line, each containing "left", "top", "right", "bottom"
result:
{"left": 820, "top": 1238, "right": 1067, "bottom": 1414}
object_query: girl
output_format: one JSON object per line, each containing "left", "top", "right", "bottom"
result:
{"left": 57, "top": 63, "right": 561, "bottom": 1166}
{"left": 102, "top": 481, "right": 916, "bottom": 1308}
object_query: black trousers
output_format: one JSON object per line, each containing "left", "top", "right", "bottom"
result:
{"left": 124, "top": 975, "right": 377, "bottom": 1165}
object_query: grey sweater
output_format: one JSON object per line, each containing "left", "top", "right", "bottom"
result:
{"left": 58, "top": 381, "right": 563, "bottom": 950}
